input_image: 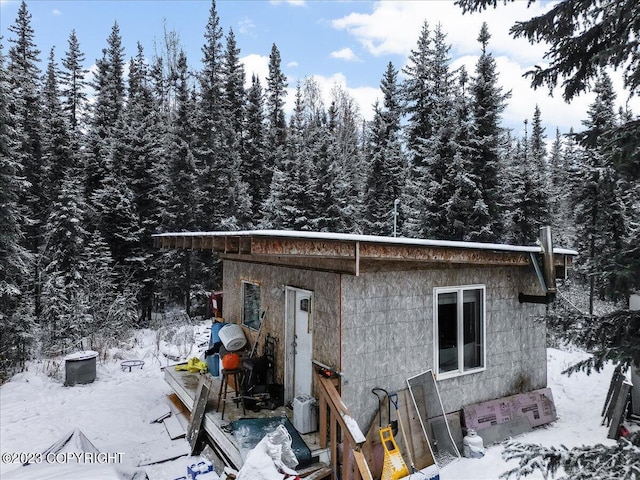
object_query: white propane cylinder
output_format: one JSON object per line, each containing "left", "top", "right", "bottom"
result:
{"left": 463, "top": 429, "right": 485, "bottom": 458}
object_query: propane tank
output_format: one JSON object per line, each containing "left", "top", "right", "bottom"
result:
{"left": 463, "top": 429, "right": 485, "bottom": 458}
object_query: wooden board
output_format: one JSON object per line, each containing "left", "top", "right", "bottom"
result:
{"left": 163, "top": 414, "right": 186, "bottom": 440}
{"left": 602, "top": 366, "right": 625, "bottom": 425}
{"left": 363, "top": 388, "right": 434, "bottom": 479}
{"left": 398, "top": 388, "right": 435, "bottom": 470}
{"left": 608, "top": 381, "right": 632, "bottom": 439}
{"left": 187, "top": 375, "right": 213, "bottom": 454}
{"left": 137, "top": 438, "right": 190, "bottom": 466}
{"left": 167, "top": 392, "right": 189, "bottom": 415}
{"left": 147, "top": 403, "right": 171, "bottom": 424}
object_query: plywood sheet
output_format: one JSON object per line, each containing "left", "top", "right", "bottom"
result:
{"left": 363, "top": 388, "right": 435, "bottom": 478}
{"left": 163, "top": 414, "right": 186, "bottom": 440}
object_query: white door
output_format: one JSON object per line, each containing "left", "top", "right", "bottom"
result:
{"left": 285, "top": 287, "right": 313, "bottom": 402}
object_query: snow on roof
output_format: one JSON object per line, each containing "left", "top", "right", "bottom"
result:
{"left": 152, "top": 229, "right": 578, "bottom": 256}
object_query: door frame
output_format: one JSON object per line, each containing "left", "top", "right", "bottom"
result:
{"left": 284, "top": 286, "right": 314, "bottom": 404}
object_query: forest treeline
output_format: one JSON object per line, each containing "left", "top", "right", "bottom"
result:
{"left": 1, "top": 0, "right": 638, "bottom": 379}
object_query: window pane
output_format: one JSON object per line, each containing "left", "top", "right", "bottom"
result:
{"left": 438, "top": 292, "right": 458, "bottom": 373}
{"left": 242, "top": 282, "right": 261, "bottom": 330}
{"left": 463, "top": 289, "right": 483, "bottom": 370}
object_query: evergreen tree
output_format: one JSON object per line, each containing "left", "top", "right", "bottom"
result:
{"left": 196, "top": 0, "right": 227, "bottom": 230}
{"left": 509, "top": 107, "right": 550, "bottom": 244}
{"left": 501, "top": 431, "right": 640, "bottom": 480}
{"left": 363, "top": 62, "right": 406, "bottom": 236}
{"left": 467, "top": 22, "right": 510, "bottom": 242}
{"left": 458, "top": 0, "right": 640, "bottom": 178}
{"left": 263, "top": 42, "right": 288, "bottom": 205}
{"left": 162, "top": 49, "right": 202, "bottom": 311}
{"left": 323, "top": 84, "right": 363, "bottom": 233}
{"left": 85, "top": 22, "right": 126, "bottom": 206}
{"left": 420, "top": 24, "right": 458, "bottom": 239}
{"left": 403, "top": 20, "right": 432, "bottom": 170}
{"left": 121, "top": 42, "right": 167, "bottom": 323}
{"left": 7, "top": 0, "right": 44, "bottom": 318}
{"left": 265, "top": 43, "right": 288, "bottom": 149}
{"left": 0, "top": 41, "right": 34, "bottom": 378}
{"left": 39, "top": 46, "right": 88, "bottom": 349}
{"left": 571, "top": 73, "right": 627, "bottom": 309}
{"left": 220, "top": 28, "right": 252, "bottom": 229}
{"left": 261, "top": 80, "right": 312, "bottom": 230}
{"left": 60, "top": 30, "right": 88, "bottom": 131}
{"left": 548, "top": 128, "right": 573, "bottom": 247}
{"left": 243, "top": 74, "right": 268, "bottom": 214}
{"left": 442, "top": 64, "right": 480, "bottom": 241}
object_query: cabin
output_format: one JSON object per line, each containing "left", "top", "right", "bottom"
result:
{"left": 154, "top": 228, "right": 575, "bottom": 424}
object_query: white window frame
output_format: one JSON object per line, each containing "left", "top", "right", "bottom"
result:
{"left": 433, "top": 284, "right": 486, "bottom": 380}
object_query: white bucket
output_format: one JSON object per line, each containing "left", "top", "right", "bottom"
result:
{"left": 218, "top": 324, "right": 247, "bottom": 351}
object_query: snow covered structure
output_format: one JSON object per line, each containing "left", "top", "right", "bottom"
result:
{"left": 153, "top": 229, "right": 577, "bottom": 431}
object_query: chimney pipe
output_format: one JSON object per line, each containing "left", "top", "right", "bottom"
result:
{"left": 540, "top": 226, "right": 556, "bottom": 294}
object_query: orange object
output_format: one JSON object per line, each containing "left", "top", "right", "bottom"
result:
{"left": 221, "top": 353, "right": 241, "bottom": 370}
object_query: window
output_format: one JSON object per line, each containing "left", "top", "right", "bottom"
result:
{"left": 242, "top": 281, "right": 261, "bottom": 330}
{"left": 434, "top": 285, "right": 485, "bottom": 378}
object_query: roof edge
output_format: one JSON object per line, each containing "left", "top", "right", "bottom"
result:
{"left": 152, "top": 229, "right": 578, "bottom": 256}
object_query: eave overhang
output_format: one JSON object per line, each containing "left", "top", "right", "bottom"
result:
{"left": 152, "top": 230, "right": 576, "bottom": 276}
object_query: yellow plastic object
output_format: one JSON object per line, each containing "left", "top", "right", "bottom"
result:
{"left": 175, "top": 357, "right": 208, "bottom": 374}
{"left": 380, "top": 426, "right": 409, "bottom": 480}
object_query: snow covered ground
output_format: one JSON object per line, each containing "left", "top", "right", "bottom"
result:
{"left": 0, "top": 324, "right": 618, "bottom": 480}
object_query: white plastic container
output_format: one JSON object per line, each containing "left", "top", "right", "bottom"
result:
{"left": 293, "top": 395, "right": 318, "bottom": 434}
{"left": 218, "top": 324, "right": 247, "bottom": 351}
{"left": 463, "top": 429, "right": 485, "bottom": 458}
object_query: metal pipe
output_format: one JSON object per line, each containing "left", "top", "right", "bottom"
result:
{"left": 540, "top": 226, "right": 557, "bottom": 294}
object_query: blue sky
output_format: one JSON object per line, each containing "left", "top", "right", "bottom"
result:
{"left": 1, "top": 0, "right": 637, "bottom": 138}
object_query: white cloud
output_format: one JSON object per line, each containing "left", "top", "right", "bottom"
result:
{"left": 238, "top": 17, "right": 255, "bottom": 35}
{"left": 270, "top": 0, "right": 306, "bottom": 6}
{"left": 330, "top": 47, "right": 361, "bottom": 62}
{"left": 52, "top": 8, "right": 61, "bottom": 15}
{"left": 287, "top": 61, "right": 299, "bottom": 68}
{"left": 331, "top": 1, "right": 550, "bottom": 64}
{"left": 332, "top": 0, "right": 640, "bottom": 134}
{"left": 241, "top": 53, "right": 270, "bottom": 88}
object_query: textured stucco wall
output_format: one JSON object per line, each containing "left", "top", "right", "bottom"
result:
{"left": 340, "top": 266, "right": 547, "bottom": 430}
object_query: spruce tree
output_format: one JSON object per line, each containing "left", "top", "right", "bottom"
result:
{"left": 261, "top": 80, "right": 311, "bottom": 230}
{"left": 0, "top": 41, "right": 34, "bottom": 378}
{"left": 467, "top": 22, "right": 510, "bottom": 242}
{"left": 363, "top": 62, "right": 406, "bottom": 236}
{"left": 322, "top": 84, "right": 363, "bottom": 233}
{"left": 243, "top": 74, "right": 268, "bottom": 215}
{"left": 85, "top": 22, "right": 126, "bottom": 207}
{"left": 196, "top": 0, "right": 226, "bottom": 231}
{"left": 39, "top": 47, "right": 88, "bottom": 348}
{"left": 263, "top": 42, "right": 288, "bottom": 203}
{"left": 60, "top": 30, "right": 88, "bottom": 131}
{"left": 403, "top": 20, "right": 432, "bottom": 170}
{"left": 220, "top": 28, "right": 252, "bottom": 229}
{"left": 572, "top": 73, "right": 627, "bottom": 309}
{"left": 458, "top": 0, "right": 640, "bottom": 178}
{"left": 121, "top": 42, "right": 166, "bottom": 323}
{"left": 7, "top": 0, "right": 44, "bottom": 318}
{"left": 509, "top": 106, "right": 550, "bottom": 244}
